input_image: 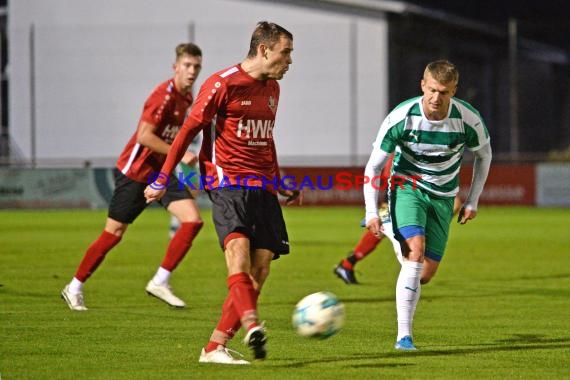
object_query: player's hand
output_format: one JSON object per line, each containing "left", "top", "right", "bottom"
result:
{"left": 279, "top": 188, "right": 303, "bottom": 206}
{"left": 144, "top": 186, "right": 166, "bottom": 204}
{"left": 457, "top": 206, "right": 477, "bottom": 224}
{"left": 366, "top": 217, "right": 382, "bottom": 238}
{"left": 181, "top": 151, "right": 198, "bottom": 166}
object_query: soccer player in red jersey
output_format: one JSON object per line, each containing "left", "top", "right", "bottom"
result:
{"left": 145, "top": 22, "right": 301, "bottom": 364}
{"left": 61, "top": 43, "right": 204, "bottom": 311}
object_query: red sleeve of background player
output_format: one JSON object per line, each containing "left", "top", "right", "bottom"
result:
{"left": 157, "top": 75, "right": 227, "bottom": 183}
{"left": 140, "top": 84, "right": 173, "bottom": 127}
{"left": 381, "top": 153, "right": 394, "bottom": 178}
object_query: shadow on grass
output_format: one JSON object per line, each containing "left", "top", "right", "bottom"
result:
{"left": 272, "top": 334, "right": 570, "bottom": 368}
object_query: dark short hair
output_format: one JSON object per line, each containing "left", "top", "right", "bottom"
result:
{"left": 247, "top": 21, "right": 293, "bottom": 58}
{"left": 424, "top": 60, "right": 459, "bottom": 85}
{"left": 175, "top": 43, "right": 202, "bottom": 60}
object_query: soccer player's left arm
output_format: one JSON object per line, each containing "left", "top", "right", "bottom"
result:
{"left": 458, "top": 143, "right": 492, "bottom": 224}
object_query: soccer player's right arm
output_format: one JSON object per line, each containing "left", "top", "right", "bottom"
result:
{"left": 157, "top": 76, "right": 225, "bottom": 185}
{"left": 364, "top": 148, "right": 391, "bottom": 224}
{"left": 136, "top": 121, "right": 171, "bottom": 155}
{"left": 136, "top": 87, "right": 175, "bottom": 155}
{"left": 158, "top": 117, "right": 203, "bottom": 185}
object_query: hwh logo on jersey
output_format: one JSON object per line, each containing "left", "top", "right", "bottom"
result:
{"left": 161, "top": 124, "right": 181, "bottom": 143}
{"left": 236, "top": 119, "right": 274, "bottom": 139}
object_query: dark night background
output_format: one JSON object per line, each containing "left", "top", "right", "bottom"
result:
{"left": 406, "top": 0, "right": 569, "bottom": 51}
{"left": 389, "top": 0, "right": 570, "bottom": 158}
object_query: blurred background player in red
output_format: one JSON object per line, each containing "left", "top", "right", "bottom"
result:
{"left": 61, "top": 43, "right": 204, "bottom": 311}
{"left": 334, "top": 154, "right": 461, "bottom": 284}
{"left": 334, "top": 155, "right": 394, "bottom": 284}
{"left": 169, "top": 132, "right": 202, "bottom": 238}
{"left": 145, "top": 22, "right": 301, "bottom": 364}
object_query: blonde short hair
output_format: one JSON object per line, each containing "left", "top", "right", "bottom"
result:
{"left": 424, "top": 60, "right": 459, "bottom": 85}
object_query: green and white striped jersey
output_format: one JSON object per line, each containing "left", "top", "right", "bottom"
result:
{"left": 373, "top": 96, "right": 490, "bottom": 197}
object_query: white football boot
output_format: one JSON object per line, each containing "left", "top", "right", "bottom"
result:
{"left": 198, "top": 345, "right": 250, "bottom": 365}
{"left": 145, "top": 280, "right": 186, "bottom": 308}
{"left": 61, "top": 284, "right": 88, "bottom": 311}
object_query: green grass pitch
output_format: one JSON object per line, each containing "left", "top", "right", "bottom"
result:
{"left": 1, "top": 206, "right": 569, "bottom": 379}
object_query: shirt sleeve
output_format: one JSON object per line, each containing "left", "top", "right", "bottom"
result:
{"left": 463, "top": 143, "right": 492, "bottom": 210}
{"left": 375, "top": 115, "right": 400, "bottom": 153}
{"left": 156, "top": 76, "right": 226, "bottom": 183}
{"left": 140, "top": 86, "right": 173, "bottom": 126}
{"left": 364, "top": 147, "right": 392, "bottom": 223}
{"left": 363, "top": 111, "right": 405, "bottom": 223}
{"left": 464, "top": 112, "right": 490, "bottom": 152}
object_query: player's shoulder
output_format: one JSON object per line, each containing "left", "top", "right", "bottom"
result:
{"left": 145, "top": 79, "right": 178, "bottom": 105}
{"left": 196, "top": 65, "right": 239, "bottom": 95}
{"left": 208, "top": 64, "right": 243, "bottom": 85}
{"left": 451, "top": 97, "right": 483, "bottom": 120}
{"left": 150, "top": 79, "right": 175, "bottom": 95}
{"left": 387, "top": 96, "right": 421, "bottom": 122}
{"left": 451, "top": 98, "right": 488, "bottom": 134}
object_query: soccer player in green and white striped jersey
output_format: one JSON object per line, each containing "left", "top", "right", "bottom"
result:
{"left": 363, "top": 60, "right": 492, "bottom": 350}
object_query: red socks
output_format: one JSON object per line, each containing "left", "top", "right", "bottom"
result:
{"left": 205, "top": 273, "right": 260, "bottom": 352}
{"left": 161, "top": 221, "right": 203, "bottom": 271}
{"left": 74, "top": 231, "right": 121, "bottom": 282}
{"left": 353, "top": 229, "right": 382, "bottom": 260}
{"left": 75, "top": 222, "right": 202, "bottom": 283}
{"left": 227, "top": 272, "right": 258, "bottom": 321}
{"left": 342, "top": 230, "right": 383, "bottom": 270}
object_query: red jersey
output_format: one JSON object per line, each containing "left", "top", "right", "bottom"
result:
{"left": 160, "top": 64, "right": 281, "bottom": 192}
{"left": 116, "top": 79, "right": 193, "bottom": 183}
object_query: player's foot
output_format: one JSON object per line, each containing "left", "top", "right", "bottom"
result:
{"left": 243, "top": 325, "right": 267, "bottom": 360}
{"left": 395, "top": 335, "right": 417, "bottom": 351}
{"left": 61, "top": 285, "right": 88, "bottom": 311}
{"left": 145, "top": 280, "right": 186, "bottom": 308}
{"left": 334, "top": 263, "right": 358, "bottom": 284}
{"left": 198, "top": 345, "right": 250, "bottom": 365}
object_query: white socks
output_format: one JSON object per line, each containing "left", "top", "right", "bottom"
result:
{"left": 68, "top": 277, "right": 84, "bottom": 295}
{"left": 69, "top": 269, "right": 171, "bottom": 295}
{"left": 152, "top": 267, "right": 171, "bottom": 286}
{"left": 396, "top": 261, "right": 423, "bottom": 340}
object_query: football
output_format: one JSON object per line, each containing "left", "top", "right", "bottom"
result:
{"left": 292, "top": 291, "right": 345, "bottom": 339}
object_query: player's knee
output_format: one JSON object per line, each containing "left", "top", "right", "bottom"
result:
{"left": 251, "top": 265, "right": 270, "bottom": 287}
{"left": 420, "top": 275, "right": 432, "bottom": 285}
{"left": 177, "top": 215, "right": 203, "bottom": 224}
{"left": 190, "top": 216, "right": 204, "bottom": 224}
{"left": 105, "top": 225, "right": 128, "bottom": 237}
